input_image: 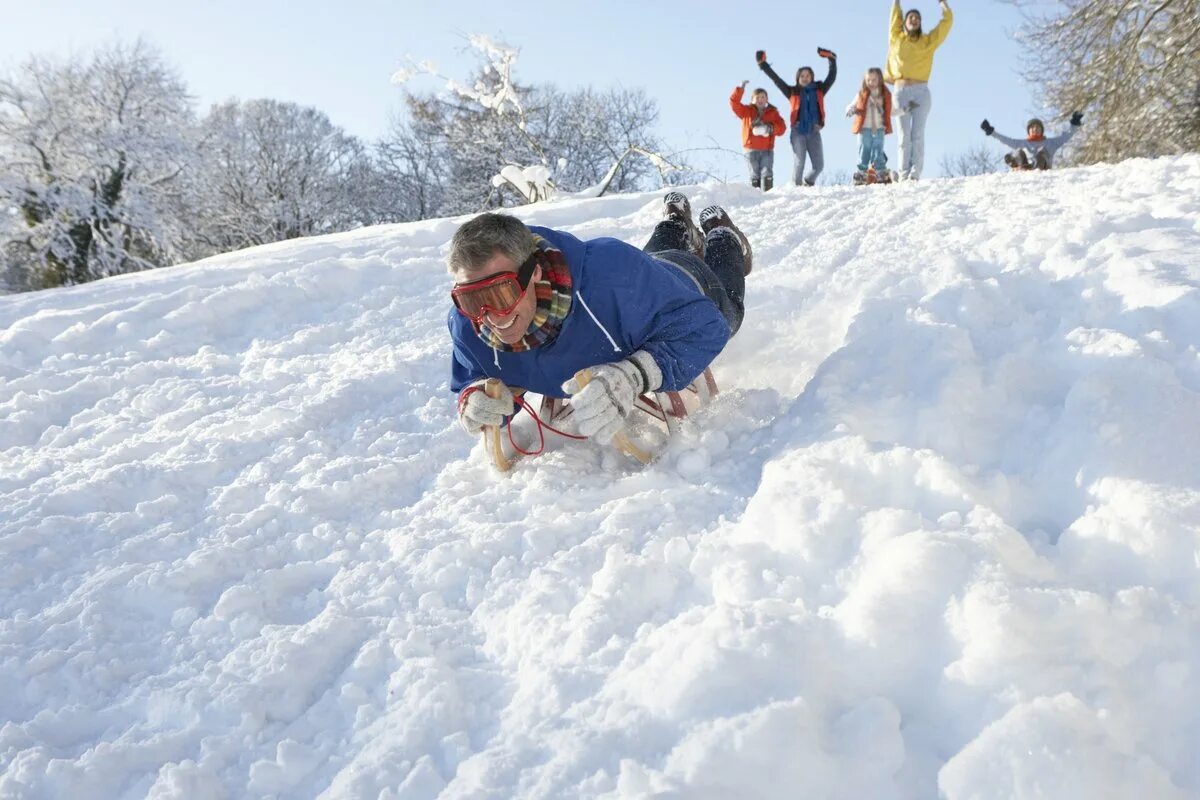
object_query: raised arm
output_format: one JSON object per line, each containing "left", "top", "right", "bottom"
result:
{"left": 989, "top": 131, "right": 1027, "bottom": 151}
{"left": 730, "top": 83, "right": 755, "bottom": 119}
{"left": 756, "top": 53, "right": 795, "bottom": 99}
{"left": 928, "top": 1, "right": 954, "bottom": 48}
{"left": 819, "top": 50, "right": 838, "bottom": 92}
{"left": 1044, "top": 122, "right": 1079, "bottom": 153}
{"left": 890, "top": 0, "right": 904, "bottom": 42}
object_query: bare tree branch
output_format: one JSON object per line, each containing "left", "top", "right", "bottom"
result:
{"left": 1000, "top": 0, "right": 1200, "bottom": 163}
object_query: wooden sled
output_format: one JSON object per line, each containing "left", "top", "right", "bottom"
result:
{"left": 854, "top": 167, "right": 897, "bottom": 186}
{"left": 482, "top": 366, "right": 720, "bottom": 472}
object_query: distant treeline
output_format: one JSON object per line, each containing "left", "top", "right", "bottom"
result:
{"left": 0, "top": 38, "right": 670, "bottom": 291}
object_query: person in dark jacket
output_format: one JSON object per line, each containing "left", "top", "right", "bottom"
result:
{"left": 756, "top": 47, "right": 838, "bottom": 186}
{"left": 449, "top": 195, "right": 752, "bottom": 445}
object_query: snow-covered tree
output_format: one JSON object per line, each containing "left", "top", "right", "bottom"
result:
{"left": 374, "top": 117, "right": 447, "bottom": 222}
{"left": 1004, "top": 0, "right": 1200, "bottom": 163}
{"left": 0, "top": 40, "right": 193, "bottom": 289}
{"left": 185, "top": 99, "right": 375, "bottom": 253}
{"left": 387, "top": 36, "right": 674, "bottom": 215}
{"left": 491, "top": 164, "right": 556, "bottom": 204}
{"left": 534, "top": 85, "right": 664, "bottom": 196}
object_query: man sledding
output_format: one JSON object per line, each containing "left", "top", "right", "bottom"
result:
{"left": 447, "top": 194, "right": 751, "bottom": 466}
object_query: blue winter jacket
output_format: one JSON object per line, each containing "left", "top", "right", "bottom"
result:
{"left": 448, "top": 226, "right": 731, "bottom": 398}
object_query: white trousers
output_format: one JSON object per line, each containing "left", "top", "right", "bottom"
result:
{"left": 895, "top": 83, "right": 932, "bottom": 180}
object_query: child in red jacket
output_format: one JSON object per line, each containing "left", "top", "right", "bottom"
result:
{"left": 845, "top": 67, "right": 895, "bottom": 184}
{"left": 730, "top": 81, "right": 787, "bottom": 191}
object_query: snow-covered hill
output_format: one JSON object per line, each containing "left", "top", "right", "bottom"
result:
{"left": 2, "top": 158, "right": 1199, "bottom": 799}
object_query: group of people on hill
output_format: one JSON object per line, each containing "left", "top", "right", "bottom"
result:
{"left": 444, "top": 2, "right": 1089, "bottom": 455}
{"left": 731, "top": 0, "right": 1084, "bottom": 188}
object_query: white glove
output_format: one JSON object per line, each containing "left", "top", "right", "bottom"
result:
{"left": 458, "top": 379, "right": 515, "bottom": 435}
{"left": 561, "top": 351, "right": 663, "bottom": 444}
{"left": 845, "top": 103, "right": 857, "bottom": 118}
{"left": 751, "top": 124, "right": 772, "bottom": 137}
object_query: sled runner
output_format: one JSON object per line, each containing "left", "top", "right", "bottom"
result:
{"left": 481, "top": 366, "right": 720, "bottom": 472}
{"left": 853, "top": 166, "right": 897, "bottom": 186}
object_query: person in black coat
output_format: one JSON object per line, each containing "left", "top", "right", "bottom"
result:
{"left": 756, "top": 47, "right": 838, "bottom": 185}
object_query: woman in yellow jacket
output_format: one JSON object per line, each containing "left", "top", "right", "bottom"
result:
{"left": 885, "top": 0, "right": 953, "bottom": 180}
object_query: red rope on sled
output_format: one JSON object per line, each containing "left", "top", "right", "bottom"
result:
{"left": 507, "top": 396, "right": 587, "bottom": 457}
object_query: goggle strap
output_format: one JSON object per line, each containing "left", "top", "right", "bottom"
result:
{"left": 517, "top": 251, "right": 539, "bottom": 287}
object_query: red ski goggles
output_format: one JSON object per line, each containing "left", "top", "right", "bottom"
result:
{"left": 451, "top": 252, "right": 541, "bottom": 323}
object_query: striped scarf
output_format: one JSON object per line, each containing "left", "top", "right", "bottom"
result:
{"left": 477, "top": 236, "right": 573, "bottom": 353}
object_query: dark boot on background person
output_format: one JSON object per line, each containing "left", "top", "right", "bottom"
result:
{"left": 763, "top": 176, "right": 773, "bottom": 192}
{"left": 663, "top": 191, "right": 705, "bottom": 259}
{"left": 751, "top": 177, "right": 761, "bottom": 189}
{"left": 699, "top": 205, "right": 753, "bottom": 276}
{"left": 1005, "top": 151, "right": 1033, "bottom": 171}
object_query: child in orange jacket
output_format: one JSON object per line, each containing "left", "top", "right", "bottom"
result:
{"left": 845, "top": 67, "right": 894, "bottom": 183}
{"left": 730, "top": 81, "right": 787, "bottom": 191}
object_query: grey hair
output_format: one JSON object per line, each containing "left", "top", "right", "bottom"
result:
{"left": 447, "top": 213, "right": 538, "bottom": 275}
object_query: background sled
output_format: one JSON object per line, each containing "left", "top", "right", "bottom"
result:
{"left": 853, "top": 166, "right": 898, "bottom": 186}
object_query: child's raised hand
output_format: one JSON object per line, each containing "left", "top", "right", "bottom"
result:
{"left": 755, "top": 50, "right": 767, "bottom": 65}
{"left": 980, "top": 119, "right": 994, "bottom": 136}
{"left": 1070, "top": 110, "right": 1084, "bottom": 126}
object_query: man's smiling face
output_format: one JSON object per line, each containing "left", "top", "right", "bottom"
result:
{"left": 455, "top": 251, "right": 541, "bottom": 345}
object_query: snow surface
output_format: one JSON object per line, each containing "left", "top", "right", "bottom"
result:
{"left": 2, "top": 157, "right": 1200, "bottom": 799}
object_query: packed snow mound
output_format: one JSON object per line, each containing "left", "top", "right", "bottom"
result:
{"left": 2, "top": 157, "right": 1199, "bottom": 799}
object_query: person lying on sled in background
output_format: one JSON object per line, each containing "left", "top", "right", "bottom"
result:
{"left": 730, "top": 81, "right": 787, "bottom": 191}
{"left": 448, "top": 194, "right": 753, "bottom": 445}
{"left": 980, "top": 112, "right": 1083, "bottom": 170}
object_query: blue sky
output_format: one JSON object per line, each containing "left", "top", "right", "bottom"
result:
{"left": 2, "top": 0, "right": 1052, "bottom": 182}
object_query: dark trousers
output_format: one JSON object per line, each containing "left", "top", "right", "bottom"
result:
{"left": 642, "top": 220, "right": 745, "bottom": 336}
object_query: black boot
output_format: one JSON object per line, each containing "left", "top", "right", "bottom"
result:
{"left": 763, "top": 176, "right": 773, "bottom": 192}
{"left": 1035, "top": 150, "right": 1050, "bottom": 170}
{"left": 663, "top": 191, "right": 705, "bottom": 259}
{"left": 751, "top": 177, "right": 760, "bottom": 189}
{"left": 699, "top": 206, "right": 753, "bottom": 276}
